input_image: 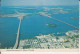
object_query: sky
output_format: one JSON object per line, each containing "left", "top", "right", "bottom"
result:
{"left": 1, "top": 0, "right": 79, "bottom": 6}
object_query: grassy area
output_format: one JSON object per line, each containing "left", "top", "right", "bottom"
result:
{"left": 47, "top": 23, "right": 56, "bottom": 27}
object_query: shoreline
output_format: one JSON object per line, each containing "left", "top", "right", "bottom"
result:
{"left": 18, "top": 30, "right": 79, "bottom": 49}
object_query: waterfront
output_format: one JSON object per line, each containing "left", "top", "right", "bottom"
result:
{"left": 18, "top": 30, "right": 79, "bottom": 49}
{"left": 0, "top": 6, "right": 79, "bottom": 49}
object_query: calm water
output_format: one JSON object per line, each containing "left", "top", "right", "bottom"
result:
{"left": 0, "top": 6, "right": 79, "bottom": 48}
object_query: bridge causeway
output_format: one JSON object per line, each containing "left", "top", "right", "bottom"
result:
{"left": 48, "top": 16, "right": 79, "bottom": 30}
{"left": 13, "top": 18, "right": 21, "bottom": 49}
{"left": 40, "top": 13, "right": 79, "bottom": 30}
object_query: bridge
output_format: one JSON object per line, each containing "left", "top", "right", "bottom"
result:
{"left": 13, "top": 13, "right": 32, "bottom": 49}
{"left": 49, "top": 16, "right": 79, "bottom": 29}
{"left": 13, "top": 18, "right": 21, "bottom": 49}
{"left": 39, "top": 12, "right": 79, "bottom": 30}
{"left": 0, "top": 12, "right": 32, "bottom": 49}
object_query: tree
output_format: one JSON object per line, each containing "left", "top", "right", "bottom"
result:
{"left": 56, "top": 37, "right": 59, "bottom": 40}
